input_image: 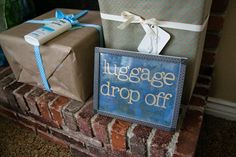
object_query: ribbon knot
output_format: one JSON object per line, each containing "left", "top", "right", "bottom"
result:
{"left": 117, "top": 11, "right": 170, "bottom": 55}
{"left": 55, "top": 10, "right": 88, "bottom": 25}
{"left": 118, "top": 11, "right": 160, "bottom": 32}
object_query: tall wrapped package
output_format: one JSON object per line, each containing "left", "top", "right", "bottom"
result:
{"left": 0, "top": 9, "right": 101, "bottom": 103}
{"left": 98, "top": 0, "right": 212, "bottom": 104}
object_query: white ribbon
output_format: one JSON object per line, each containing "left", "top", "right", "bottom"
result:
{"left": 101, "top": 12, "right": 209, "bottom": 32}
{"left": 101, "top": 11, "right": 209, "bottom": 54}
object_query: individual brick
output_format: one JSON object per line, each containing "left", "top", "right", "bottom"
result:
{"left": 201, "top": 51, "right": 215, "bottom": 66}
{"left": 211, "top": 0, "right": 229, "bottom": 13}
{"left": 193, "top": 86, "right": 209, "bottom": 96}
{"left": 0, "top": 67, "right": 5, "bottom": 73}
{"left": 0, "top": 67, "right": 12, "bottom": 80}
{"left": 62, "top": 100, "right": 84, "bottom": 131}
{"left": 199, "top": 65, "right": 214, "bottom": 76}
{"left": 75, "top": 97, "right": 94, "bottom": 137}
{"left": 87, "top": 145, "right": 109, "bottom": 157}
{"left": 25, "top": 87, "right": 45, "bottom": 116}
{"left": 107, "top": 147, "right": 132, "bottom": 157}
{"left": 207, "top": 15, "right": 225, "bottom": 32}
{"left": 197, "top": 76, "right": 211, "bottom": 86}
{"left": 91, "top": 114, "right": 113, "bottom": 145}
{"left": 149, "top": 129, "right": 174, "bottom": 157}
{"left": 3, "top": 81, "right": 23, "bottom": 111}
{"left": 49, "top": 96, "right": 70, "bottom": 128}
{"left": 17, "top": 114, "right": 36, "bottom": 132}
{"left": 0, "top": 105, "right": 17, "bottom": 120}
{"left": 70, "top": 144, "right": 93, "bottom": 157}
{"left": 17, "top": 119, "right": 36, "bottom": 132}
{"left": 29, "top": 112, "right": 59, "bottom": 129}
{"left": 13, "top": 84, "right": 34, "bottom": 114}
{"left": 37, "top": 129, "right": 69, "bottom": 149}
{"left": 204, "top": 33, "right": 221, "bottom": 49}
{"left": 36, "top": 92, "right": 58, "bottom": 121}
{"left": 34, "top": 119, "right": 48, "bottom": 133}
{"left": 17, "top": 113, "right": 48, "bottom": 133}
{"left": 57, "top": 126, "right": 103, "bottom": 148}
{"left": 173, "top": 154, "right": 182, "bottom": 157}
{"left": 128, "top": 124, "right": 152, "bottom": 157}
{"left": 50, "top": 127, "right": 85, "bottom": 149}
{"left": 174, "top": 110, "right": 203, "bottom": 157}
{"left": 0, "top": 74, "right": 15, "bottom": 104}
{"left": 189, "top": 96, "right": 206, "bottom": 107}
{"left": 110, "top": 119, "right": 131, "bottom": 151}
{"left": 18, "top": 114, "right": 36, "bottom": 127}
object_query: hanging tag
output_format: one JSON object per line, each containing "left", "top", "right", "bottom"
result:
{"left": 138, "top": 24, "right": 170, "bottom": 55}
{"left": 137, "top": 24, "right": 153, "bottom": 53}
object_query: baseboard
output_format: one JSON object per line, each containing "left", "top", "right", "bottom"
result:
{"left": 206, "top": 97, "right": 236, "bottom": 121}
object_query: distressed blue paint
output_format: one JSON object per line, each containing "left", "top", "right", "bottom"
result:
{"left": 96, "top": 49, "right": 186, "bottom": 129}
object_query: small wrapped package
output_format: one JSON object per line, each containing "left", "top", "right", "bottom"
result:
{"left": 98, "top": 0, "right": 212, "bottom": 104}
{"left": 0, "top": 9, "right": 101, "bottom": 103}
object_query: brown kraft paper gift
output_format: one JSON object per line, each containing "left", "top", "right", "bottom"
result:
{"left": 0, "top": 9, "right": 101, "bottom": 103}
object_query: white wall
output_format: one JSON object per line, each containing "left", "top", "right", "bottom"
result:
{"left": 209, "top": 0, "right": 236, "bottom": 103}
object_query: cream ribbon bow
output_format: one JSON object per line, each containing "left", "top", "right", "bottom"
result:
{"left": 117, "top": 11, "right": 170, "bottom": 54}
{"left": 117, "top": 11, "right": 159, "bottom": 30}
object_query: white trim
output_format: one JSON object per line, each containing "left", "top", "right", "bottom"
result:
{"left": 206, "top": 97, "right": 236, "bottom": 121}
{"left": 100, "top": 12, "right": 209, "bottom": 32}
{"left": 208, "top": 97, "right": 236, "bottom": 108}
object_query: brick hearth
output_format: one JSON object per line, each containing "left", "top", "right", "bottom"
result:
{"left": 0, "top": 61, "right": 210, "bottom": 157}
{"left": 0, "top": 0, "right": 229, "bottom": 156}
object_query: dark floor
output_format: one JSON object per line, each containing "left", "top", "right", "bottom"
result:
{"left": 0, "top": 117, "right": 74, "bottom": 157}
{"left": 0, "top": 114, "right": 235, "bottom": 157}
{"left": 196, "top": 115, "right": 236, "bottom": 157}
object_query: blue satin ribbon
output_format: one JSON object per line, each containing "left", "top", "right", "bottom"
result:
{"left": 26, "top": 10, "right": 104, "bottom": 92}
{"left": 33, "top": 46, "right": 51, "bottom": 91}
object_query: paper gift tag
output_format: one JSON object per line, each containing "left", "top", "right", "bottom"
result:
{"left": 138, "top": 24, "right": 170, "bottom": 55}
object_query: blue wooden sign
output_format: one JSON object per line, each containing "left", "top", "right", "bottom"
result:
{"left": 94, "top": 48, "right": 187, "bottom": 131}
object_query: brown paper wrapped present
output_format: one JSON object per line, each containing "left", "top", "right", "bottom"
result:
{"left": 0, "top": 9, "right": 101, "bottom": 103}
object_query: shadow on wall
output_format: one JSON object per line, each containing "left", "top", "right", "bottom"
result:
{"left": 33, "top": 0, "right": 99, "bottom": 15}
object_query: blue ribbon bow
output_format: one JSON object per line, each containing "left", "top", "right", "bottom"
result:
{"left": 26, "top": 10, "right": 104, "bottom": 92}
{"left": 56, "top": 10, "right": 87, "bottom": 25}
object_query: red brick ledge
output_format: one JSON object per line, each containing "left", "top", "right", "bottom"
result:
{"left": 0, "top": 61, "right": 209, "bottom": 157}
